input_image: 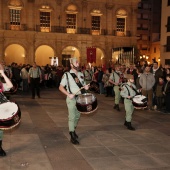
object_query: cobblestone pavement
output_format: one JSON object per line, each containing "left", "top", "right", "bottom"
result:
{"left": 1, "top": 88, "right": 170, "bottom": 170}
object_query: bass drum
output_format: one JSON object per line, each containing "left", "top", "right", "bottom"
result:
{"left": 0, "top": 102, "right": 21, "bottom": 130}
{"left": 132, "top": 95, "right": 147, "bottom": 109}
{"left": 76, "top": 93, "right": 98, "bottom": 114}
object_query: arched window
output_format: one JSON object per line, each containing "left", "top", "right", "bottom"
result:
{"left": 116, "top": 9, "right": 127, "bottom": 36}
{"left": 90, "top": 9, "right": 103, "bottom": 35}
{"left": 39, "top": 4, "right": 53, "bottom": 32}
{"left": 65, "top": 4, "right": 78, "bottom": 34}
{"left": 8, "top": 0, "right": 23, "bottom": 30}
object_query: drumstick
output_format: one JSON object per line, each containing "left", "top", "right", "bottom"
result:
{"left": 73, "top": 83, "right": 90, "bottom": 96}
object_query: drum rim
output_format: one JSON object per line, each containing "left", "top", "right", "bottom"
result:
{"left": 0, "top": 102, "right": 18, "bottom": 120}
{"left": 0, "top": 119, "right": 21, "bottom": 130}
{"left": 80, "top": 106, "right": 98, "bottom": 114}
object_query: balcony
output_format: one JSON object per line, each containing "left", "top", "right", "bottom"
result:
{"left": 77, "top": 28, "right": 90, "bottom": 34}
{"left": 4, "top": 23, "right": 27, "bottom": 31}
{"left": 112, "top": 30, "right": 131, "bottom": 37}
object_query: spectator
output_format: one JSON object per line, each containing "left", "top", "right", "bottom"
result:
{"left": 162, "top": 74, "right": 170, "bottom": 114}
{"left": 139, "top": 66, "right": 155, "bottom": 110}
{"left": 155, "top": 76, "right": 164, "bottom": 111}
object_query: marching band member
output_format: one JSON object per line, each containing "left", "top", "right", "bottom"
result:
{"left": 59, "top": 58, "right": 89, "bottom": 145}
{"left": 83, "top": 64, "right": 93, "bottom": 85}
{"left": 120, "top": 74, "right": 136, "bottom": 130}
{"left": 0, "top": 63, "right": 13, "bottom": 156}
{"left": 109, "top": 64, "right": 123, "bottom": 111}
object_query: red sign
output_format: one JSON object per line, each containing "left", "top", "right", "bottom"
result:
{"left": 87, "top": 47, "right": 96, "bottom": 63}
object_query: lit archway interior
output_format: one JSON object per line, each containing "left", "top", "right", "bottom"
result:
{"left": 62, "top": 46, "right": 80, "bottom": 67}
{"left": 95, "top": 48, "right": 104, "bottom": 66}
{"left": 35, "top": 45, "right": 54, "bottom": 66}
{"left": 4, "top": 44, "right": 25, "bottom": 65}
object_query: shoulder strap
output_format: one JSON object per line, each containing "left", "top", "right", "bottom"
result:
{"left": 70, "top": 73, "right": 86, "bottom": 94}
{"left": 65, "top": 73, "right": 72, "bottom": 94}
{"left": 126, "top": 84, "right": 139, "bottom": 95}
{"left": 122, "top": 84, "right": 130, "bottom": 96}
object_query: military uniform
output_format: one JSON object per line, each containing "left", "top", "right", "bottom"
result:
{"left": 120, "top": 74, "right": 136, "bottom": 130}
{"left": 109, "top": 71, "right": 122, "bottom": 111}
{"left": 83, "top": 69, "right": 93, "bottom": 85}
{"left": 60, "top": 69, "right": 86, "bottom": 139}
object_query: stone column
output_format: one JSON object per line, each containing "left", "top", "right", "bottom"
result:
{"left": 0, "top": 32, "right": 4, "bottom": 61}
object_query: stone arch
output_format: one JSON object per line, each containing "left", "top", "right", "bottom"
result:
{"left": 8, "top": 0, "right": 24, "bottom": 9}
{"left": 4, "top": 43, "right": 26, "bottom": 65}
{"left": 90, "top": 8, "right": 103, "bottom": 16}
{"left": 94, "top": 47, "right": 106, "bottom": 67}
{"left": 35, "top": 45, "right": 55, "bottom": 66}
{"left": 115, "top": 8, "right": 128, "bottom": 16}
{"left": 65, "top": 3, "right": 79, "bottom": 13}
{"left": 61, "top": 45, "right": 80, "bottom": 67}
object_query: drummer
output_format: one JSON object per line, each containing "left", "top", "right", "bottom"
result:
{"left": 0, "top": 63, "right": 13, "bottom": 156}
{"left": 120, "top": 74, "right": 137, "bottom": 131}
{"left": 59, "top": 57, "right": 89, "bottom": 145}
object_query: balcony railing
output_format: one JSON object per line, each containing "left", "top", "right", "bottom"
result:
{"left": 112, "top": 30, "right": 131, "bottom": 37}
{"left": 4, "top": 23, "right": 27, "bottom": 31}
{"left": 3, "top": 23, "right": 133, "bottom": 37}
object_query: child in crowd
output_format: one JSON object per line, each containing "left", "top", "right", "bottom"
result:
{"left": 155, "top": 76, "right": 164, "bottom": 111}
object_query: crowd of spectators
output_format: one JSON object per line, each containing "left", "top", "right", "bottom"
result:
{"left": 0, "top": 59, "right": 170, "bottom": 113}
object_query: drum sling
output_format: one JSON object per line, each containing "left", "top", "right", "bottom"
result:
{"left": 65, "top": 72, "right": 86, "bottom": 95}
{"left": 0, "top": 92, "right": 8, "bottom": 104}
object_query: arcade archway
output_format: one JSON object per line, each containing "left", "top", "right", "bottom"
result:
{"left": 35, "top": 45, "right": 54, "bottom": 66}
{"left": 61, "top": 46, "right": 80, "bottom": 67}
{"left": 4, "top": 44, "right": 26, "bottom": 65}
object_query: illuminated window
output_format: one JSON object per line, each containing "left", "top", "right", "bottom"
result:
{"left": 117, "top": 18, "right": 125, "bottom": 32}
{"left": 90, "top": 9, "right": 102, "bottom": 35}
{"left": 10, "top": 9, "right": 20, "bottom": 26}
{"left": 92, "top": 16, "right": 100, "bottom": 31}
{"left": 40, "top": 11, "right": 51, "bottom": 32}
{"left": 39, "top": 4, "right": 52, "bottom": 32}
{"left": 116, "top": 9, "right": 127, "bottom": 36}
{"left": 8, "top": 0, "right": 23, "bottom": 30}
{"left": 66, "top": 14, "right": 76, "bottom": 29}
{"left": 65, "top": 4, "right": 78, "bottom": 34}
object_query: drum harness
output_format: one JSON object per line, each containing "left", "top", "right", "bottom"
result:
{"left": 121, "top": 83, "right": 139, "bottom": 100}
{"left": 65, "top": 72, "right": 86, "bottom": 97}
{"left": 0, "top": 92, "right": 9, "bottom": 104}
{"left": 122, "top": 84, "right": 147, "bottom": 103}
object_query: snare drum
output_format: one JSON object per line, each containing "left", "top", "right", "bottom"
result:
{"left": 0, "top": 102, "right": 21, "bottom": 130}
{"left": 76, "top": 93, "right": 98, "bottom": 114}
{"left": 132, "top": 95, "right": 147, "bottom": 109}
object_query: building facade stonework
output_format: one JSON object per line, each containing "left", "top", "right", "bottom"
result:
{"left": 0, "top": 0, "right": 139, "bottom": 66}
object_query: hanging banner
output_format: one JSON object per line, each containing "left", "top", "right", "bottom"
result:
{"left": 86, "top": 47, "right": 96, "bottom": 63}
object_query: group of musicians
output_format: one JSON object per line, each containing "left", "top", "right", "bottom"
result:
{"left": 0, "top": 59, "right": 139, "bottom": 156}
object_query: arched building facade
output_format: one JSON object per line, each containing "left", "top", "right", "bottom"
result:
{"left": 0, "top": 0, "right": 140, "bottom": 67}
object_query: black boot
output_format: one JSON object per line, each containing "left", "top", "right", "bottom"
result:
{"left": 126, "top": 122, "right": 135, "bottom": 131}
{"left": 74, "top": 131, "right": 78, "bottom": 139}
{"left": 113, "top": 104, "right": 117, "bottom": 109}
{"left": 116, "top": 104, "right": 120, "bottom": 111}
{"left": 0, "top": 140, "right": 6, "bottom": 157}
{"left": 69, "top": 132, "right": 79, "bottom": 145}
{"left": 124, "top": 120, "right": 128, "bottom": 127}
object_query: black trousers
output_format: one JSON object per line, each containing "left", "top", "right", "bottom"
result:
{"left": 30, "top": 78, "right": 40, "bottom": 97}
{"left": 165, "top": 94, "right": 170, "bottom": 112}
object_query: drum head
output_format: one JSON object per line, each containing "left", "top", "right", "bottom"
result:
{"left": 0, "top": 102, "right": 18, "bottom": 120}
{"left": 133, "top": 95, "right": 147, "bottom": 104}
